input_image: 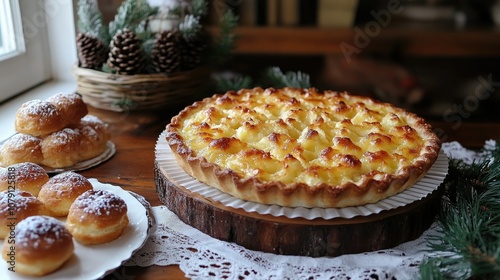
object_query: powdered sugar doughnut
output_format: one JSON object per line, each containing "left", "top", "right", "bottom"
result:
{"left": 0, "top": 134, "right": 43, "bottom": 165}
{"left": 40, "top": 128, "right": 80, "bottom": 168}
{"left": 38, "top": 171, "right": 93, "bottom": 217}
{"left": 2, "top": 215, "right": 74, "bottom": 276}
{"left": 76, "top": 124, "right": 108, "bottom": 161}
{"left": 15, "top": 100, "right": 65, "bottom": 136}
{"left": 66, "top": 189, "right": 128, "bottom": 245}
{"left": 0, "top": 190, "right": 47, "bottom": 238}
{"left": 79, "top": 115, "right": 111, "bottom": 142}
{"left": 0, "top": 162, "right": 49, "bottom": 196}
{"left": 46, "top": 93, "right": 88, "bottom": 125}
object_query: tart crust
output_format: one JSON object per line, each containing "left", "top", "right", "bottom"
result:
{"left": 166, "top": 88, "right": 441, "bottom": 208}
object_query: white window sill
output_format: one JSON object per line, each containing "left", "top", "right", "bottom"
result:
{"left": 0, "top": 80, "right": 77, "bottom": 141}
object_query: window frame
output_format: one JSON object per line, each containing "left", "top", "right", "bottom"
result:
{"left": 0, "top": 0, "right": 25, "bottom": 60}
{"left": 0, "top": 0, "right": 51, "bottom": 103}
{"left": 0, "top": 0, "right": 78, "bottom": 141}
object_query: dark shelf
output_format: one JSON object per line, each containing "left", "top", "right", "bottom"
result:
{"left": 209, "top": 26, "right": 500, "bottom": 57}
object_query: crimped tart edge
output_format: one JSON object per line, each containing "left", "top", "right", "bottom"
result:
{"left": 165, "top": 88, "right": 441, "bottom": 208}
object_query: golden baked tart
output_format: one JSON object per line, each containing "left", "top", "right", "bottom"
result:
{"left": 166, "top": 88, "right": 441, "bottom": 208}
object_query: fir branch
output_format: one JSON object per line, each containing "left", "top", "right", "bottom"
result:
{"left": 77, "top": 0, "right": 110, "bottom": 44}
{"left": 168, "top": 6, "right": 183, "bottom": 18}
{"left": 443, "top": 159, "right": 490, "bottom": 203}
{"left": 477, "top": 140, "right": 500, "bottom": 189}
{"left": 101, "top": 63, "right": 113, "bottom": 73}
{"left": 134, "top": 20, "right": 154, "bottom": 41}
{"left": 114, "top": 98, "right": 136, "bottom": 109}
{"left": 481, "top": 140, "right": 499, "bottom": 159}
{"left": 214, "top": 67, "right": 313, "bottom": 93}
{"left": 142, "top": 38, "right": 156, "bottom": 73}
{"left": 179, "top": 14, "right": 202, "bottom": 42}
{"left": 214, "top": 73, "right": 253, "bottom": 93}
{"left": 420, "top": 255, "right": 471, "bottom": 280}
{"left": 419, "top": 258, "right": 451, "bottom": 280}
{"left": 209, "top": 9, "right": 238, "bottom": 66}
{"left": 109, "top": 0, "right": 158, "bottom": 38}
{"left": 420, "top": 144, "right": 500, "bottom": 279}
{"left": 483, "top": 159, "right": 500, "bottom": 190}
{"left": 263, "top": 67, "right": 311, "bottom": 88}
{"left": 189, "top": 0, "right": 209, "bottom": 19}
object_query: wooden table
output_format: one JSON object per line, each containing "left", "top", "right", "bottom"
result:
{"left": 81, "top": 106, "right": 500, "bottom": 280}
{"left": 81, "top": 107, "right": 187, "bottom": 280}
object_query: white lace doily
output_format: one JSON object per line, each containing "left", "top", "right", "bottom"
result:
{"left": 125, "top": 141, "right": 493, "bottom": 279}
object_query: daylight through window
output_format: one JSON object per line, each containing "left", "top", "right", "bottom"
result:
{"left": 0, "top": 0, "right": 24, "bottom": 61}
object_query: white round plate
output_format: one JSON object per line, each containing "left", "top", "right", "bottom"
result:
{"left": 44, "top": 141, "right": 116, "bottom": 174}
{"left": 156, "top": 130, "right": 449, "bottom": 220}
{"left": 0, "top": 179, "right": 150, "bottom": 280}
{"left": 0, "top": 137, "right": 116, "bottom": 174}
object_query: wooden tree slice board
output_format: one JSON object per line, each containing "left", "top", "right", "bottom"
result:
{"left": 155, "top": 162, "right": 442, "bottom": 257}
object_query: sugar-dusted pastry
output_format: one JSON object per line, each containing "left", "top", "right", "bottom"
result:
{"left": 0, "top": 162, "right": 49, "bottom": 196}
{"left": 5, "top": 92, "right": 112, "bottom": 168}
{"left": 166, "top": 87, "right": 441, "bottom": 208}
{"left": 15, "top": 100, "right": 65, "bottom": 136}
{"left": 38, "top": 171, "right": 93, "bottom": 217}
{"left": 76, "top": 124, "right": 108, "bottom": 161}
{"left": 0, "top": 190, "right": 46, "bottom": 238}
{"left": 2, "top": 215, "right": 74, "bottom": 276}
{"left": 46, "top": 92, "right": 88, "bottom": 125}
{"left": 40, "top": 128, "right": 81, "bottom": 168}
{"left": 79, "top": 115, "right": 111, "bottom": 142}
{"left": 0, "top": 134, "right": 43, "bottom": 166}
{"left": 66, "top": 189, "right": 128, "bottom": 245}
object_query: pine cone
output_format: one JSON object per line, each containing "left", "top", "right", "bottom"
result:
{"left": 76, "top": 32, "right": 108, "bottom": 70}
{"left": 107, "top": 29, "right": 145, "bottom": 75}
{"left": 151, "top": 30, "right": 181, "bottom": 74}
{"left": 180, "top": 35, "right": 206, "bottom": 71}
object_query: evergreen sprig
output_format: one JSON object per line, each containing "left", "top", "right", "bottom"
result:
{"left": 214, "top": 67, "right": 311, "bottom": 91}
{"left": 113, "top": 98, "right": 136, "bottom": 109}
{"left": 420, "top": 143, "right": 500, "bottom": 279}
{"left": 210, "top": 9, "right": 239, "bottom": 67}
{"left": 142, "top": 37, "right": 156, "bottom": 73}
{"left": 109, "top": 0, "right": 158, "bottom": 38}
{"left": 134, "top": 19, "right": 155, "bottom": 42}
{"left": 214, "top": 73, "right": 253, "bottom": 93}
{"left": 264, "top": 67, "right": 311, "bottom": 88}
{"left": 179, "top": 14, "right": 202, "bottom": 42}
{"left": 189, "top": 0, "right": 209, "bottom": 19}
{"left": 77, "top": 0, "right": 110, "bottom": 44}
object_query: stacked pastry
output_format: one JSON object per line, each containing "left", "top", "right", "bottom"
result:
{"left": 0, "top": 162, "right": 129, "bottom": 276}
{"left": 0, "top": 93, "right": 110, "bottom": 168}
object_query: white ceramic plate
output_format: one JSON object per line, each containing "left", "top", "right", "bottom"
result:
{"left": 0, "top": 136, "right": 116, "bottom": 174}
{"left": 0, "top": 179, "right": 150, "bottom": 280}
{"left": 44, "top": 141, "right": 116, "bottom": 174}
{"left": 156, "top": 130, "right": 449, "bottom": 220}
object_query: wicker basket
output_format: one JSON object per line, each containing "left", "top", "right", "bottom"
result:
{"left": 74, "top": 66, "right": 211, "bottom": 112}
